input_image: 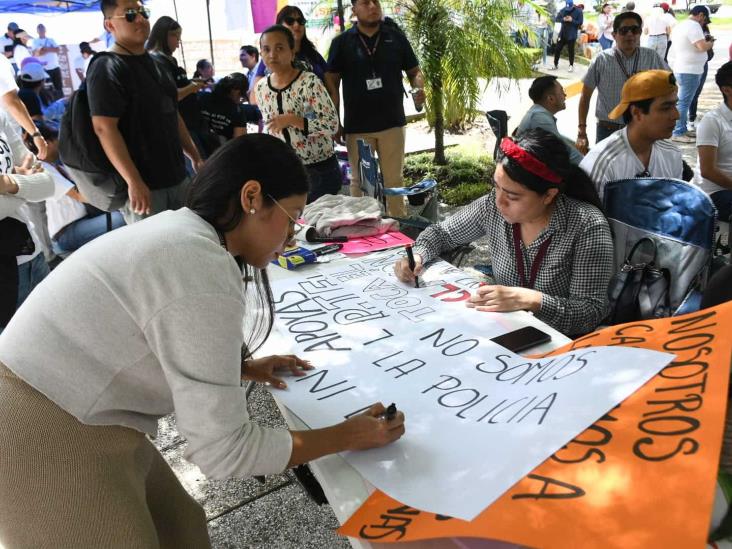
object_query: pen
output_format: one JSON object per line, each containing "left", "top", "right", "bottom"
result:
{"left": 379, "top": 402, "right": 397, "bottom": 421}
{"left": 405, "top": 244, "right": 419, "bottom": 288}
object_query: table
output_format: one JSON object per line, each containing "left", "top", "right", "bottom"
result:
{"left": 263, "top": 252, "right": 571, "bottom": 549}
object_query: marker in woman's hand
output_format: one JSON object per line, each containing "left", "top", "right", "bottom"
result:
{"left": 405, "top": 245, "right": 419, "bottom": 288}
{"left": 379, "top": 402, "right": 398, "bottom": 421}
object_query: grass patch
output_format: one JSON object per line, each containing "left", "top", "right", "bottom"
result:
{"left": 405, "top": 147, "right": 495, "bottom": 206}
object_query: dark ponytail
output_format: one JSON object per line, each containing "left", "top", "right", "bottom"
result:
{"left": 497, "top": 128, "right": 603, "bottom": 211}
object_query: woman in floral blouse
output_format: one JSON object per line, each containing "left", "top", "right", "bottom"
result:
{"left": 255, "top": 25, "right": 341, "bottom": 203}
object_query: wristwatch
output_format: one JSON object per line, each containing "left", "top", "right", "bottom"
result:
{"left": 31, "top": 130, "right": 42, "bottom": 138}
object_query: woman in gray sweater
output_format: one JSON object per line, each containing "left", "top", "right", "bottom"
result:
{"left": 0, "top": 134, "right": 404, "bottom": 547}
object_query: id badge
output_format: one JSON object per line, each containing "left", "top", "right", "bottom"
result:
{"left": 366, "top": 77, "right": 383, "bottom": 91}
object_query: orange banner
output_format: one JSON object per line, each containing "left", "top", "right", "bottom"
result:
{"left": 339, "top": 302, "right": 732, "bottom": 548}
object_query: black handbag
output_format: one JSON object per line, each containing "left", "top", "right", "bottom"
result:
{"left": 606, "top": 237, "right": 671, "bottom": 324}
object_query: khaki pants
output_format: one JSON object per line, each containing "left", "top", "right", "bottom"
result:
{"left": 0, "top": 362, "right": 210, "bottom": 549}
{"left": 346, "top": 126, "right": 407, "bottom": 218}
{"left": 122, "top": 176, "right": 191, "bottom": 225}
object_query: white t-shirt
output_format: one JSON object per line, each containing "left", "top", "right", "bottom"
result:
{"left": 580, "top": 127, "right": 684, "bottom": 199}
{"left": 668, "top": 19, "right": 707, "bottom": 75}
{"left": 43, "top": 162, "right": 87, "bottom": 238}
{"left": 645, "top": 8, "right": 670, "bottom": 36}
{"left": 12, "top": 44, "right": 30, "bottom": 67}
{"left": 695, "top": 102, "right": 732, "bottom": 196}
{"left": 0, "top": 54, "right": 18, "bottom": 96}
{"left": 0, "top": 208, "right": 293, "bottom": 479}
{"left": 0, "top": 34, "right": 13, "bottom": 63}
{"left": 31, "top": 37, "right": 59, "bottom": 70}
{"left": 598, "top": 13, "right": 614, "bottom": 41}
{"left": 0, "top": 110, "right": 54, "bottom": 265}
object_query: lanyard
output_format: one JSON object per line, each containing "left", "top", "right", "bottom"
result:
{"left": 614, "top": 49, "right": 640, "bottom": 80}
{"left": 512, "top": 224, "right": 553, "bottom": 290}
{"left": 358, "top": 31, "right": 381, "bottom": 78}
{"left": 358, "top": 31, "right": 381, "bottom": 57}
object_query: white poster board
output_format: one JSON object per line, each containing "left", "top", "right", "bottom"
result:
{"left": 267, "top": 250, "right": 674, "bottom": 520}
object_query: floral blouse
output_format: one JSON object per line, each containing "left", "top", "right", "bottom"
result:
{"left": 254, "top": 70, "right": 339, "bottom": 165}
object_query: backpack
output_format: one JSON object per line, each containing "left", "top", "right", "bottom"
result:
{"left": 606, "top": 237, "right": 672, "bottom": 324}
{"left": 59, "top": 52, "right": 135, "bottom": 212}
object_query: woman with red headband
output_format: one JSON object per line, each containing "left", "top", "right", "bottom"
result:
{"left": 394, "top": 128, "right": 614, "bottom": 336}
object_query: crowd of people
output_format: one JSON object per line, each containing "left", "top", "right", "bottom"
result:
{"left": 0, "top": 0, "right": 731, "bottom": 545}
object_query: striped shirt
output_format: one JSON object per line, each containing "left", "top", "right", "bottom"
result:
{"left": 579, "top": 127, "right": 683, "bottom": 199}
{"left": 413, "top": 192, "right": 614, "bottom": 335}
{"left": 583, "top": 47, "right": 668, "bottom": 123}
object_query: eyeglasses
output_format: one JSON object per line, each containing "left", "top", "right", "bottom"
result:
{"left": 267, "top": 195, "right": 305, "bottom": 235}
{"left": 109, "top": 6, "right": 151, "bottom": 23}
{"left": 617, "top": 25, "right": 642, "bottom": 35}
{"left": 282, "top": 16, "right": 307, "bottom": 26}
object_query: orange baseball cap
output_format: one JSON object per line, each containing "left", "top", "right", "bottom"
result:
{"left": 608, "top": 70, "right": 677, "bottom": 119}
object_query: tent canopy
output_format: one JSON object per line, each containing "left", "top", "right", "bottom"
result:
{"left": 0, "top": 1, "right": 100, "bottom": 14}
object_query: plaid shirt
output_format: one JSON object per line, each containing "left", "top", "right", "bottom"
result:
{"left": 583, "top": 46, "right": 668, "bottom": 123}
{"left": 414, "top": 192, "right": 614, "bottom": 335}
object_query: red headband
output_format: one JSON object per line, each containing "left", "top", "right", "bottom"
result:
{"left": 499, "top": 138, "right": 563, "bottom": 185}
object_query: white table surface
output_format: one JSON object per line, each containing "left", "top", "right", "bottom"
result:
{"left": 262, "top": 253, "right": 571, "bottom": 549}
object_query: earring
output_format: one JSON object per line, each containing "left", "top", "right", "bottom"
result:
{"left": 249, "top": 209, "right": 256, "bottom": 214}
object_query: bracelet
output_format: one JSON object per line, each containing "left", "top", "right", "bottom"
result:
{"left": 31, "top": 130, "right": 42, "bottom": 138}
{"left": 578, "top": 124, "right": 587, "bottom": 128}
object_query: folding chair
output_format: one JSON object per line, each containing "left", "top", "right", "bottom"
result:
{"left": 604, "top": 178, "right": 717, "bottom": 316}
{"left": 486, "top": 110, "right": 509, "bottom": 160}
{"left": 356, "top": 139, "right": 474, "bottom": 266}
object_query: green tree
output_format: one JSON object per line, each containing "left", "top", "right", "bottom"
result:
{"left": 400, "top": 0, "right": 532, "bottom": 164}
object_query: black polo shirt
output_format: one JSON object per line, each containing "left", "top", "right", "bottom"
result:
{"left": 327, "top": 24, "right": 419, "bottom": 134}
{"left": 87, "top": 52, "right": 186, "bottom": 191}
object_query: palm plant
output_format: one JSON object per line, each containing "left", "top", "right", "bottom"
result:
{"left": 399, "top": 0, "right": 533, "bottom": 164}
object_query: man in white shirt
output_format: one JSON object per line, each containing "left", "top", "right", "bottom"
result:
{"left": 696, "top": 61, "right": 732, "bottom": 222}
{"left": 32, "top": 24, "right": 62, "bottom": 97}
{"left": 667, "top": 5, "right": 714, "bottom": 142}
{"left": 0, "top": 22, "right": 18, "bottom": 70}
{"left": 643, "top": 6, "right": 671, "bottom": 60}
{"left": 580, "top": 69, "right": 683, "bottom": 199}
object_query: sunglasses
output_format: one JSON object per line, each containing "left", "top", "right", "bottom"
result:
{"left": 283, "top": 16, "right": 307, "bottom": 26}
{"left": 110, "top": 6, "right": 151, "bottom": 23}
{"left": 267, "top": 195, "right": 306, "bottom": 236}
{"left": 617, "top": 25, "right": 642, "bottom": 35}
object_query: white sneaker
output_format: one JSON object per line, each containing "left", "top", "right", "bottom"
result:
{"left": 549, "top": 65, "right": 558, "bottom": 70}
{"left": 671, "top": 133, "right": 695, "bottom": 144}
{"left": 568, "top": 65, "right": 574, "bottom": 72}
{"left": 688, "top": 120, "right": 696, "bottom": 131}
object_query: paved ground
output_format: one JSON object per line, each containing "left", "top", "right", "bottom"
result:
{"left": 160, "top": 28, "right": 731, "bottom": 548}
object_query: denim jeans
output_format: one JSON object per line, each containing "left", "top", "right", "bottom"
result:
{"left": 646, "top": 35, "right": 668, "bottom": 61}
{"left": 673, "top": 72, "right": 703, "bottom": 136}
{"left": 305, "top": 155, "right": 343, "bottom": 204}
{"left": 536, "top": 27, "right": 549, "bottom": 66}
{"left": 1, "top": 253, "right": 51, "bottom": 333}
{"left": 53, "top": 212, "right": 126, "bottom": 255}
{"left": 689, "top": 62, "right": 709, "bottom": 122}
{"left": 711, "top": 190, "right": 732, "bottom": 223}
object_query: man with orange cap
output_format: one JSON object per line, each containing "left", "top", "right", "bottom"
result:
{"left": 580, "top": 69, "right": 683, "bottom": 199}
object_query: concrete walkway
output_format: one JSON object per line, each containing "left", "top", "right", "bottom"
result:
{"left": 162, "top": 28, "right": 730, "bottom": 548}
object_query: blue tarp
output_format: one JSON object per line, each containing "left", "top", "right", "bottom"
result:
{"left": 0, "top": 1, "right": 100, "bottom": 14}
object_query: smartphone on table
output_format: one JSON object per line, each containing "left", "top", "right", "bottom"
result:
{"left": 490, "top": 326, "right": 552, "bottom": 353}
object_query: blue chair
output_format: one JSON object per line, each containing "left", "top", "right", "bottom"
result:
{"left": 603, "top": 178, "right": 717, "bottom": 316}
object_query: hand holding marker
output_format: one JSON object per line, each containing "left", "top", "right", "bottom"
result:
{"left": 379, "top": 403, "right": 398, "bottom": 421}
{"left": 405, "top": 244, "right": 419, "bottom": 288}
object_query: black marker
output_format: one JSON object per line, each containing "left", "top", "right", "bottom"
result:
{"left": 405, "top": 244, "right": 419, "bottom": 288}
{"left": 313, "top": 243, "right": 343, "bottom": 256}
{"left": 380, "top": 402, "right": 397, "bottom": 421}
